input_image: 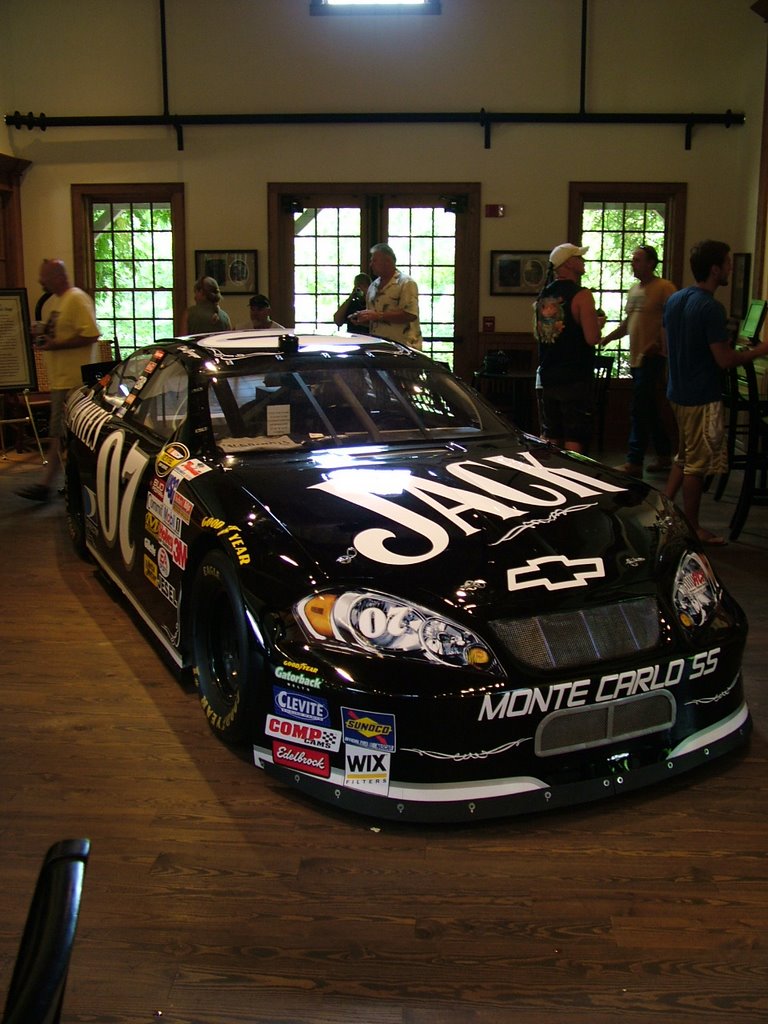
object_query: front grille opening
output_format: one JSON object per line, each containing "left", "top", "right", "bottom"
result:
{"left": 489, "top": 597, "right": 660, "bottom": 672}
{"left": 535, "top": 690, "right": 676, "bottom": 757}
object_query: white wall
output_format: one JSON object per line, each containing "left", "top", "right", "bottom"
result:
{"left": 2, "top": 0, "right": 766, "bottom": 330}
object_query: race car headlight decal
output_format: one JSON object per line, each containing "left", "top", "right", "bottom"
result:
{"left": 296, "top": 590, "right": 500, "bottom": 672}
{"left": 673, "top": 551, "right": 722, "bottom": 629}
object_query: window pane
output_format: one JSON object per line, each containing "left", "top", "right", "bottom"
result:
{"left": 580, "top": 196, "right": 670, "bottom": 378}
{"left": 88, "top": 199, "right": 176, "bottom": 350}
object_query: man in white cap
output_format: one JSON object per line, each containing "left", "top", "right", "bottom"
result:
{"left": 533, "top": 243, "right": 601, "bottom": 452}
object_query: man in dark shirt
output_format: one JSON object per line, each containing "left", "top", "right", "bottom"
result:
{"left": 534, "top": 243, "right": 601, "bottom": 452}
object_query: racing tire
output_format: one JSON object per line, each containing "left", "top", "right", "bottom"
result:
{"left": 190, "top": 549, "right": 260, "bottom": 745}
{"left": 64, "top": 458, "right": 88, "bottom": 560}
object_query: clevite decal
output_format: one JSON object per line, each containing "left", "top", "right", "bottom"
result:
{"left": 507, "top": 555, "right": 605, "bottom": 592}
{"left": 273, "top": 687, "right": 330, "bottom": 724}
{"left": 311, "top": 452, "right": 627, "bottom": 566}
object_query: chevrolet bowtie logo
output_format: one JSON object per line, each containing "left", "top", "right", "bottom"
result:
{"left": 507, "top": 555, "right": 605, "bottom": 592}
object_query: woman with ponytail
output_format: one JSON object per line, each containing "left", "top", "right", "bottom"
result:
{"left": 180, "top": 276, "right": 232, "bottom": 334}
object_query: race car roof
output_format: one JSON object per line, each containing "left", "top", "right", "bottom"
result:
{"left": 192, "top": 328, "right": 372, "bottom": 353}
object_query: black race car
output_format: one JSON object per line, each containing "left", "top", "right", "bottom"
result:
{"left": 63, "top": 330, "right": 750, "bottom": 821}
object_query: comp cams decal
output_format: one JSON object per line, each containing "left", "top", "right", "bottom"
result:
{"left": 265, "top": 714, "right": 341, "bottom": 752}
{"left": 310, "top": 451, "right": 626, "bottom": 567}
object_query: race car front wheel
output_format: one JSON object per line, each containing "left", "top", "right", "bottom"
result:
{"left": 190, "top": 549, "right": 260, "bottom": 745}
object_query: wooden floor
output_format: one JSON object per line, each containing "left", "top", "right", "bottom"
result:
{"left": 1, "top": 444, "right": 767, "bottom": 1024}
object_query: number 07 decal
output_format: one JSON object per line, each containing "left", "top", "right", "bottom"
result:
{"left": 96, "top": 430, "right": 152, "bottom": 570}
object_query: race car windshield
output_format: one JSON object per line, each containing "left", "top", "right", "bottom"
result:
{"left": 208, "top": 362, "right": 508, "bottom": 450}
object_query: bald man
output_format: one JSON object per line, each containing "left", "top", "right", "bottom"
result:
{"left": 17, "top": 259, "right": 100, "bottom": 502}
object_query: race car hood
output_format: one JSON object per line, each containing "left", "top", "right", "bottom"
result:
{"left": 227, "top": 436, "right": 678, "bottom": 610}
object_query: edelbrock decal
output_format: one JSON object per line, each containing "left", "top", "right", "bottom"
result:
{"left": 310, "top": 452, "right": 626, "bottom": 567}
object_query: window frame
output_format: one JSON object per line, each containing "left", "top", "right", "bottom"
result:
{"left": 268, "top": 181, "right": 480, "bottom": 378}
{"left": 568, "top": 181, "right": 687, "bottom": 376}
{"left": 71, "top": 183, "right": 187, "bottom": 351}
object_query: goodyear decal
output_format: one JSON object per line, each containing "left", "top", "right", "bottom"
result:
{"left": 202, "top": 516, "right": 225, "bottom": 530}
{"left": 200, "top": 519, "right": 250, "bottom": 566}
{"left": 342, "top": 708, "right": 396, "bottom": 753}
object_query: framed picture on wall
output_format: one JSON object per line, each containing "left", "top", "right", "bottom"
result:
{"left": 730, "top": 252, "right": 751, "bottom": 319}
{"left": 0, "top": 288, "right": 35, "bottom": 391}
{"left": 490, "top": 251, "right": 549, "bottom": 295}
{"left": 194, "top": 250, "right": 258, "bottom": 294}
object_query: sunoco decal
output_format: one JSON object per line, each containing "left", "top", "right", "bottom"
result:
{"left": 342, "top": 708, "right": 396, "bottom": 753}
{"left": 310, "top": 452, "right": 626, "bottom": 567}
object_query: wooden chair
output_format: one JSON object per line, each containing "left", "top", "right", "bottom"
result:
{"left": 2, "top": 839, "right": 90, "bottom": 1024}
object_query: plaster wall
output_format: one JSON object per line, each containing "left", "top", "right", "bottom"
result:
{"left": 1, "top": 0, "right": 765, "bottom": 331}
